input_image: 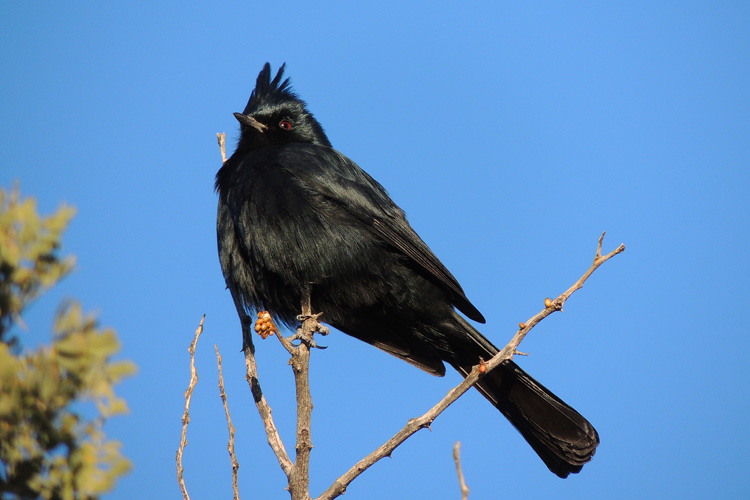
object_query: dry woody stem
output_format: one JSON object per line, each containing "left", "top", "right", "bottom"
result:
{"left": 215, "top": 344, "right": 240, "bottom": 500}
{"left": 217, "top": 132, "right": 227, "bottom": 163}
{"left": 453, "top": 441, "right": 470, "bottom": 500}
{"left": 176, "top": 315, "right": 205, "bottom": 500}
{"left": 240, "top": 312, "right": 294, "bottom": 477}
{"left": 287, "top": 299, "right": 318, "bottom": 500}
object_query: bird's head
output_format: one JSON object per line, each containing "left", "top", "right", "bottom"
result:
{"left": 234, "top": 63, "right": 331, "bottom": 149}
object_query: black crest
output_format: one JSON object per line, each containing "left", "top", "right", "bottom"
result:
{"left": 242, "top": 63, "right": 300, "bottom": 115}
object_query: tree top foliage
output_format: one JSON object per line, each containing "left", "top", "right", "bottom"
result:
{"left": 0, "top": 186, "right": 135, "bottom": 500}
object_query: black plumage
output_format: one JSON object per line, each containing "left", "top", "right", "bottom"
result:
{"left": 215, "top": 63, "right": 599, "bottom": 477}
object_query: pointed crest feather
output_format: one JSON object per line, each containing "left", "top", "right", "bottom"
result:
{"left": 242, "top": 62, "right": 299, "bottom": 114}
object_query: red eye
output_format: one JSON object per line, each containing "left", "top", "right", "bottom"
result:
{"left": 279, "top": 119, "right": 292, "bottom": 130}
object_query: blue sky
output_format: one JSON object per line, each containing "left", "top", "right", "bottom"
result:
{"left": 2, "top": 2, "right": 749, "bottom": 499}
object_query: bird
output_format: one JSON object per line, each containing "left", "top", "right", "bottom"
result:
{"left": 215, "top": 63, "right": 599, "bottom": 478}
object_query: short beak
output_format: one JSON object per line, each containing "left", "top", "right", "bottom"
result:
{"left": 234, "top": 112, "right": 268, "bottom": 133}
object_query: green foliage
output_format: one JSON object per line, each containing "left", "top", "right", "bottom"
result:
{"left": 0, "top": 188, "right": 76, "bottom": 345}
{"left": 0, "top": 186, "right": 135, "bottom": 499}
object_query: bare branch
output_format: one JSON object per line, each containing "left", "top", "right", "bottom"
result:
{"left": 245, "top": 296, "right": 323, "bottom": 499}
{"left": 217, "top": 132, "right": 227, "bottom": 163}
{"left": 316, "top": 233, "right": 624, "bottom": 499}
{"left": 241, "top": 313, "right": 294, "bottom": 478}
{"left": 453, "top": 442, "right": 469, "bottom": 500}
{"left": 287, "top": 306, "right": 319, "bottom": 500}
{"left": 176, "top": 315, "right": 205, "bottom": 500}
{"left": 216, "top": 344, "right": 240, "bottom": 500}
{"left": 316, "top": 363, "right": 483, "bottom": 499}
{"left": 503, "top": 232, "right": 625, "bottom": 355}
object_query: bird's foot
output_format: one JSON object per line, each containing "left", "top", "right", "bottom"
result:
{"left": 286, "top": 331, "right": 328, "bottom": 350}
{"left": 290, "top": 311, "right": 329, "bottom": 349}
{"left": 295, "top": 312, "right": 329, "bottom": 334}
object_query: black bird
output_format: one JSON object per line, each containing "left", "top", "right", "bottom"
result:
{"left": 216, "top": 63, "right": 599, "bottom": 477}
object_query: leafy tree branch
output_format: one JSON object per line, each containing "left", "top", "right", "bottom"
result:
{"left": 0, "top": 186, "right": 134, "bottom": 499}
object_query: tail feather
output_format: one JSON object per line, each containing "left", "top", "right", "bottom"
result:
{"left": 471, "top": 361, "right": 599, "bottom": 477}
{"left": 447, "top": 314, "right": 599, "bottom": 477}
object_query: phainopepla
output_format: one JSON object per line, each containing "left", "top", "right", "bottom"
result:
{"left": 215, "top": 63, "right": 599, "bottom": 477}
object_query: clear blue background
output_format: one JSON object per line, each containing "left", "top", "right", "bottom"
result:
{"left": 2, "top": 2, "right": 748, "bottom": 499}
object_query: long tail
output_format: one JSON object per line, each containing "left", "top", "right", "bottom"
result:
{"left": 448, "top": 314, "right": 599, "bottom": 478}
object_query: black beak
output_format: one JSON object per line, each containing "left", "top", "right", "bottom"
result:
{"left": 234, "top": 112, "right": 268, "bottom": 133}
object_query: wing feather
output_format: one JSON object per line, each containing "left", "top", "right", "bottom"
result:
{"left": 282, "top": 145, "right": 485, "bottom": 323}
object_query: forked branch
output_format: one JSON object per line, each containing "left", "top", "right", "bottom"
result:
{"left": 239, "top": 291, "right": 327, "bottom": 500}
{"left": 315, "top": 233, "right": 624, "bottom": 500}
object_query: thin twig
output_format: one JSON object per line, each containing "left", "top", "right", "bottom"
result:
{"left": 273, "top": 320, "right": 297, "bottom": 356}
{"left": 176, "top": 315, "right": 205, "bottom": 500}
{"left": 216, "top": 344, "right": 240, "bottom": 500}
{"left": 316, "top": 233, "right": 624, "bottom": 500}
{"left": 240, "top": 313, "right": 294, "bottom": 478}
{"left": 226, "top": 285, "right": 294, "bottom": 478}
{"left": 453, "top": 442, "right": 469, "bottom": 500}
{"left": 217, "top": 132, "right": 227, "bottom": 163}
{"left": 504, "top": 232, "right": 625, "bottom": 355}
